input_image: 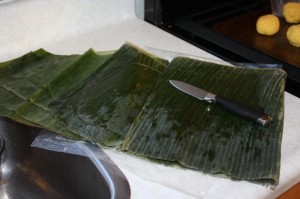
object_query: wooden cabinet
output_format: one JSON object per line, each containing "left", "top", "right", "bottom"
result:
{"left": 277, "top": 183, "right": 300, "bottom": 199}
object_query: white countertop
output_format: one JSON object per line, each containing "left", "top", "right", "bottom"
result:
{"left": 1, "top": 0, "right": 300, "bottom": 198}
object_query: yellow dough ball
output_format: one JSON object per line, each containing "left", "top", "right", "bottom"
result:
{"left": 283, "top": 2, "right": 300, "bottom": 23}
{"left": 287, "top": 24, "right": 300, "bottom": 47}
{"left": 256, "top": 14, "right": 280, "bottom": 35}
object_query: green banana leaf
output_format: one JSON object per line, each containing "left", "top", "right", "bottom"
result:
{"left": 0, "top": 50, "right": 52, "bottom": 126}
{"left": 0, "top": 105, "right": 43, "bottom": 127}
{"left": 0, "top": 49, "right": 84, "bottom": 138}
{"left": 122, "top": 57, "right": 286, "bottom": 186}
{"left": 46, "top": 43, "right": 168, "bottom": 145}
{"left": 0, "top": 86, "right": 25, "bottom": 110}
{"left": 0, "top": 43, "right": 286, "bottom": 186}
{"left": 0, "top": 49, "right": 80, "bottom": 99}
{"left": 25, "top": 48, "right": 119, "bottom": 142}
{"left": 31, "top": 49, "right": 114, "bottom": 107}
{"left": 0, "top": 49, "right": 104, "bottom": 139}
{"left": 0, "top": 87, "right": 43, "bottom": 128}
{"left": 0, "top": 86, "right": 39, "bottom": 126}
{"left": 16, "top": 49, "right": 113, "bottom": 139}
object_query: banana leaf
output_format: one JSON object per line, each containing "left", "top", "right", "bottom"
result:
{"left": 0, "top": 43, "right": 286, "bottom": 186}
{"left": 0, "top": 87, "right": 43, "bottom": 127}
{"left": 122, "top": 57, "right": 286, "bottom": 186}
{"left": 15, "top": 49, "right": 113, "bottom": 139}
{"left": 77, "top": 44, "right": 167, "bottom": 145}
{"left": 31, "top": 49, "right": 114, "bottom": 107}
{"left": 0, "top": 49, "right": 91, "bottom": 139}
{"left": 0, "top": 49, "right": 80, "bottom": 99}
{"left": 0, "top": 50, "right": 52, "bottom": 125}
{"left": 46, "top": 43, "right": 168, "bottom": 145}
{"left": 10, "top": 98, "right": 81, "bottom": 139}
{"left": 0, "top": 86, "right": 25, "bottom": 110}
{"left": 0, "top": 105, "right": 44, "bottom": 127}
{"left": 21, "top": 48, "right": 118, "bottom": 142}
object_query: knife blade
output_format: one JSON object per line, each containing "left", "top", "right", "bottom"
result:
{"left": 169, "top": 80, "right": 272, "bottom": 126}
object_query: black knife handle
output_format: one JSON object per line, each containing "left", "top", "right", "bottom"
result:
{"left": 215, "top": 95, "right": 272, "bottom": 126}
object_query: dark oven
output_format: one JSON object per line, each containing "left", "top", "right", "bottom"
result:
{"left": 138, "top": 0, "right": 300, "bottom": 97}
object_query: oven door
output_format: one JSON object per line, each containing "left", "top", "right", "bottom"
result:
{"left": 136, "top": 0, "right": 300, "bottom": 97}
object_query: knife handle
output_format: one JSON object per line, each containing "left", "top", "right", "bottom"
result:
{"left": 215, "top": 95, "right": 272, "bottom": 126}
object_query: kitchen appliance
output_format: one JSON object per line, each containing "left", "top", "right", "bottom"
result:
{"left": 136, "top": 0, "right": 300, "bottom": 97}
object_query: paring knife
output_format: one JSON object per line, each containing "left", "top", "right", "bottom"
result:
{"left": 169, "top": 80, "right": 272, "bottom": 126}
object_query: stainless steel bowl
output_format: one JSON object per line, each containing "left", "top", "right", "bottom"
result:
{"left": 0, "top": 117, "right": 130, "bottom": 199}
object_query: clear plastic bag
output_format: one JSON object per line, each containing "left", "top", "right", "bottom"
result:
{"left": 144, "top": 46, "right": 282, "bottom": 69}
{"left": 31, "top": 130, "right": 129, "bottom": 199}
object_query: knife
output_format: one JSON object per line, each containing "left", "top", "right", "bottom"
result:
{"left": 169, "top": 80, "right": 272, "bottom": 126}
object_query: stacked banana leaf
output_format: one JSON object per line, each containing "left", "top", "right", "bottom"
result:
{"left": 0, "top": 43, "right": 286, "bottom": 187}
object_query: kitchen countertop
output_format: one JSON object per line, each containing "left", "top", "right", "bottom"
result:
{"left": 1, "top": 0, "right": 300, "bottom": 198}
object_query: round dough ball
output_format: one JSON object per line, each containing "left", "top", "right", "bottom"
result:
{"left": 256, "top": 14, "right": 280, "bottom": 35}
{"left": 283, "top": 2, "right": 300, "bottom": 23}
{"left": 287, "top": 24, "right": 300, "bottom": 47}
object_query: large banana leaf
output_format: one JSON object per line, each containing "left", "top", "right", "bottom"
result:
{"left": 0, "top": 105, "right": 43, "bottom": 127}
{"left": 122, "top": 57, "right": 286, "bottom": 186}
{"left": 0, "top": 44, "right": 166, "bottom": 143}
{"left": 0, "top": 86, "right": 25, "bottom": 110}
{"left": 0, "top": 49, "right": 80, "bottom": 99}
{"left": 0, "top": 87, "right": 42, "bottom": 127}
{"left": 0, "top": 49, "right": 112, "bottom": 139}
{"left": 0, "top": 44, "right": 286, "bottom": 186}
{"left": 0, "top": 50, "right": 52, "bottom": 124}
{"left": 31, "top": 49, "right": 114, "bottom": 107}
{"left": 0, "top": 50, "right": 81, "bottom": 138}
{"left": 46, "top": 43, "right": 168, "bottom": 145}
{"left": 16, "top": 49, "right": 113, "bottom": 139}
